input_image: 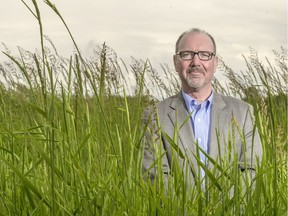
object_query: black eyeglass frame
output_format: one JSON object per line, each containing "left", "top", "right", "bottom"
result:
{"left": 176, "top": 50, "right": 216, "bottom": 61}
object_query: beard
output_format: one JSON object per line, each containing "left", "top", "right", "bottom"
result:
{"left": 185, "top": 67, "right": 206, "bottom": 89}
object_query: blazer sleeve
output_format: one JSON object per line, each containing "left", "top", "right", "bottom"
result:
{"left": 238, "top": 104, "right": 263, "bottom": 174}
{"left": 141, "top": 103, "right": 170, "bottom": 187}
{"left": 237, "top": 103, "right": 263, "bottom": 168}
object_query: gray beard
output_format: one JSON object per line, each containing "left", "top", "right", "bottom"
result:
{"left": 186, "top": 75, "right": 205, "bottom": 89}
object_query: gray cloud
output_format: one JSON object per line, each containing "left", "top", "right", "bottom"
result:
{"left": 0, "top": 0, "right": 286, "bottom": 75}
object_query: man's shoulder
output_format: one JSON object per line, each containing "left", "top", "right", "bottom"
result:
{"left": 142, "top": 95, "right": 174, "bottom": 124}
{"left": 214, "top": 93, "right": 251, "bottom": 109}
{"left": 157, "top": 94, "right": 179, "bottom": 106}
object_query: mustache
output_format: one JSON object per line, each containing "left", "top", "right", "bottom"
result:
{"left": 187, "top": 66, "right": 205, "bottom": 74}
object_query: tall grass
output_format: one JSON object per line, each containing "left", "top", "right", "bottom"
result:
{"left": 0, "top": 0, "right": 286, "bottom": 215}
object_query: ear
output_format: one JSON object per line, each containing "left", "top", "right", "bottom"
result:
{"left": 213, "top": 55, "right": 219, "bottom": 73}
{"left": 173, "top": 55, "right": 178, "bottom": 72}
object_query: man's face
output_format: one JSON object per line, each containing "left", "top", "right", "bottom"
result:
{"left": 173, "top": 32, "right": 218, "bottom": 92}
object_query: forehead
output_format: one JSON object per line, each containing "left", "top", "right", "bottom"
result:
{"left": 178, "top": 32, "right": 214, "bottom": 51}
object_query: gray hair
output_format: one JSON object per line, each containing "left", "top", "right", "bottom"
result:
{"left": 175, "top": 28, "right": 217, "bottom": 54}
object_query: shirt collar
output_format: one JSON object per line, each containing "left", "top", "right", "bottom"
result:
{"left": 181, "top": 90, "right": 213, "bottom": 112}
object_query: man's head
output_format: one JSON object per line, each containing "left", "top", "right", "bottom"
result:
{"left": 173, "top": 28, "right": 218, "bottom": 94}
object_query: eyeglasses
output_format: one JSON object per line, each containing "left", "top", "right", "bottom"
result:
{"left": 176, "top": 51, "right": 215, "bottom": 61}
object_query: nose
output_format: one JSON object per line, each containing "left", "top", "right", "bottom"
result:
{"left": 189, "top": 54, "right": 201, "bottom": 67}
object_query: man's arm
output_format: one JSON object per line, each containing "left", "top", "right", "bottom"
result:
{"left": 142, "top": 104, "right": 170, "bottom": 187}
{"left": 235, "top": 104, "right": 263, "bottom": 192}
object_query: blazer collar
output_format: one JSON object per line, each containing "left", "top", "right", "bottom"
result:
{"left": 169, "top": 92, "right": 187, "bottom": 111}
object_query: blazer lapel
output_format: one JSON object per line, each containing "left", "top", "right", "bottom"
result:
{"left": 209, "top": 93, "right": 227, "bottom": 162}
{"left": 167, "top": 93, "right": 200, "bottom": 175}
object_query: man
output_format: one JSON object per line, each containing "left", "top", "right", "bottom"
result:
{"left": 142, "top": 28, "right": 263, "bottom": 189}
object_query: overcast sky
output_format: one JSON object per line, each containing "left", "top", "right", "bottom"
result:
{"left": 0, "top": 0, "right": 287, "bottom": 78}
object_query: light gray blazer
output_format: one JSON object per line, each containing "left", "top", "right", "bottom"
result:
{"left": 142, "top": 92, "right": 263, "bottom": 185}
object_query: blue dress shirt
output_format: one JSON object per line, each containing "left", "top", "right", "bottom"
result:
{"left": 182, "top": 90, "right": 213, "bottom": 178}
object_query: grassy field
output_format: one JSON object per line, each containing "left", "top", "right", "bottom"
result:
{"left": 0, "top": 1, "right": 287, "bottom": 215}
